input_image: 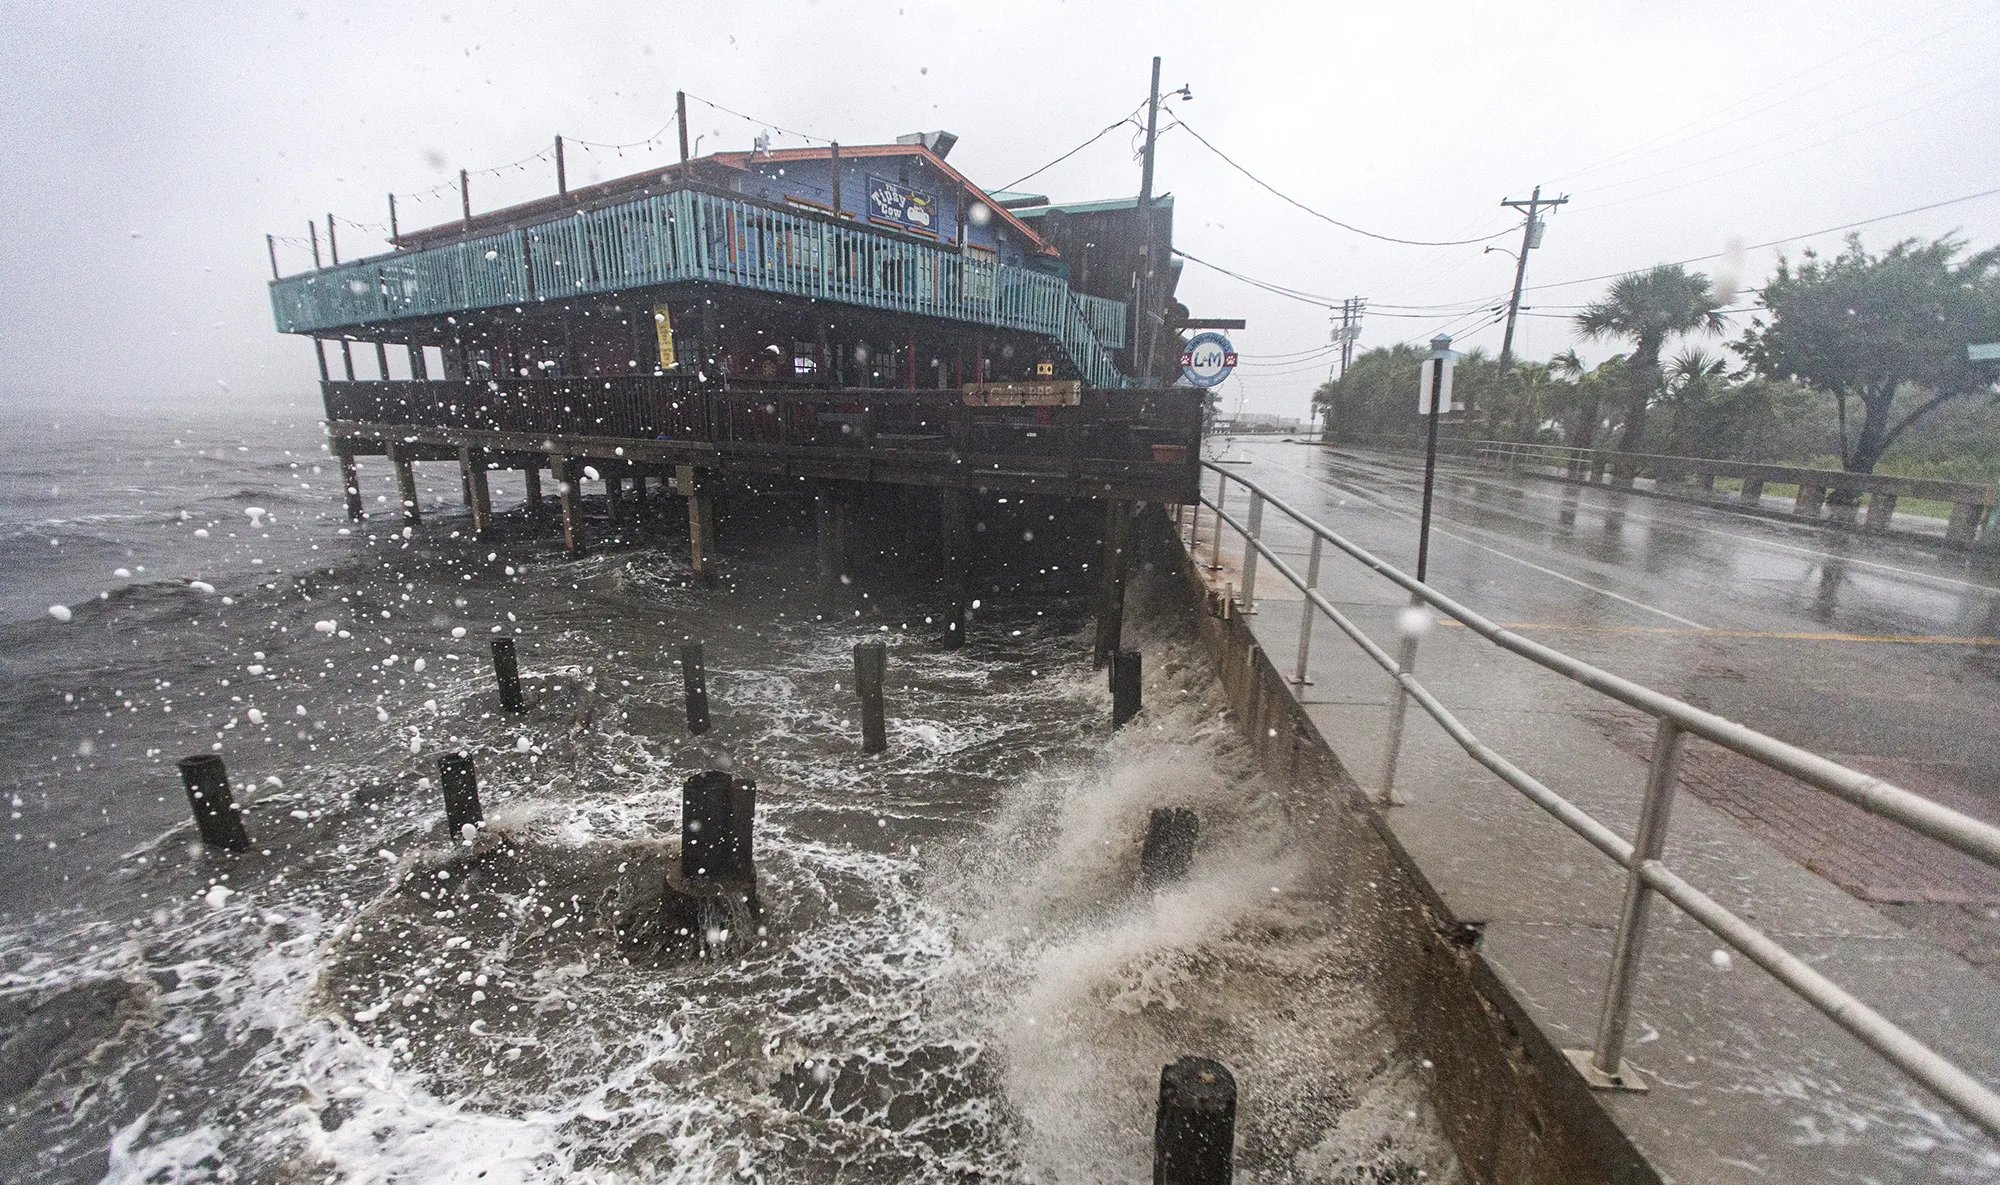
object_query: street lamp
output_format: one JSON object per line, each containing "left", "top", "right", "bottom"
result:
{"left": 1416, "top": 334, "right": 1461, "bottom": 582}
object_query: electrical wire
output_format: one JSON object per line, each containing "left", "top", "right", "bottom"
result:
{"left": 1173, "top": 248, "right": 1499, "bottom": 311}
{"left": 1546, "top": 9, "right": 1988, "bottom": 189}
{"left": 994, "top": 103, "right": 1150, "bottom": 193}
{"left": 1165, "top": 115, "right": 1516, "bottom": 247}
{"left": 1521, "top": 181, "right": 2000, "bottom": 295}
{"left": 1573, "top": 77, "right": 2000, "bottom": 215}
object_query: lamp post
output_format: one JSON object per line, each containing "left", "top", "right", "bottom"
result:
{"left": 1416, "top": 334, "right": 1460, "bottom": 583}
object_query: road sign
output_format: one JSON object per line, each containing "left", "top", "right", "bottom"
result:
{"left": 1970, "top": 343, "right": 2000, "bottom": 362}
{"left": 1179, "top": 332, "right": 1238, "bottom": 388}
{"left": 1418, "top": 356, "right": 1464, "bottom": 414}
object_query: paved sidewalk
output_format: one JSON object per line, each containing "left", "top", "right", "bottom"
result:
{"left": 1176, "top": 460, "right": 2000, "bottom": 1183}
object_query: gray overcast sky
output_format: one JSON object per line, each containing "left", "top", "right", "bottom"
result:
{"left": 3, "top": 0, "right": 1998, "bottom": 418}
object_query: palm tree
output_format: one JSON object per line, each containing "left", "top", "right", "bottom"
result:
{"left": 1661, "top": 347, "right": 1730, "bottom": 454}
{"left": 1574, "top": 265, "right": 1726, "bottom": 453}
{"left": 1550, "top": 348, "right": 1596, "bottom": 450}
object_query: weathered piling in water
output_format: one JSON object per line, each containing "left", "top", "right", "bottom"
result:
{"left": 337, "top": 446, "right": 364, "bottom": 521}
{"left": 940, "top": 488, "right": 970, "bottom": 648}
{"left": 491, "top": 636, "right": 526, "bottom": 713}
{"left": 1141, "top": 807, "right": 1198, "bottom": 887}
{"left": 682, "top": 770, "right": 755, "bottom": 882}
{"left": 460, "top": 446, "right": 494, "bottom": 541}
{"left": 387, "top": 442, "right": 421, "bottom": 526}
{"left": 177, "top": 754, "right": 250, "bottom": 851}
{"left": 854, "top": 640, "right": 888, "bottom": 754}
{"left": 438, "top": 753, "right": 483, "bottom": 837}
{"left": 1154, "top": 1056, "right": 1236, "bottom": 1185}
{"left": 680, "top": 642, "right": 710, "bottom": 735}
{"left": 1112, "top": 647, "right": 1142, "bottom": 728}
{"left": 1094, "top": 499, "right": 1136, "bottom": 666}
{"left": 558, "top": 457, "right": 587, "bottom": 554}
{"left": 523, "top": 462, "right": 543, "bottom": 512}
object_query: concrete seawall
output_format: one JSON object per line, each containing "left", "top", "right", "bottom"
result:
{"left": 1146, "top": 504, "right": 2000, "bottom": 1183}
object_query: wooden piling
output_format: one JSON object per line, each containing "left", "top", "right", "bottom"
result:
{"left": 559, "top": 458, "right": 586, "bottom": 554}
{"left": 1112, "top": 648, "right": 1142, "bottom": 728}
{"left": 940, "top": 487, "right": 969, "bottom": 649}
{"left": 606, "top": 473, "right": 624, "bottom": 523}
{"left": 385, "top": 442, "right": 421, "bottom": 526}
{"left": 854, "top": 640, "right": 888, "bottom": 754}
{"left": 815, "top": 481, "right": 847, "bottom": 598}
{"left": 680, "top": 642, "right": 710, "bottom": 735}
{"left": 1094, "top": 500, "right": 1135, "bottom": 666}
{"left": 336, "top": 445, "right": 364, "bottom": 521}
{"left": 460, "top": 447, "right": 494, "bottom": 540}
{"left": 438, "top": 752, "right": 483, "bottom": 837}
{"left": 682, "top": 770, "right": 755, "bottom": 881}
{"left": 177, "top": 755, "right": 251, "bottom": 851}
{"left": 1141, "top": 807, "right": 1198, "bottom": 887}
{"left": 491, "top": 636, "right": 526, "bottom": 713}
{"left": 678, "top": 464, "right": 716, "bottom": 583}
{"left": 1154, "top": 1056, "right": 1236, "bottom": 1185}
{"left": 523, "top": 461, "right": 544, "bottom": 512}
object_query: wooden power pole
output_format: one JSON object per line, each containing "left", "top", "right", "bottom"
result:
{"left": 1495, "top": 185, "right": 1568, "bottom": 375}
{"left": 1133, "top": 56, "right": 1163, "bottom": 383}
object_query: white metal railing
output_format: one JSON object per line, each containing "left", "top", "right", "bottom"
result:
{"left": 1185, "top": 459, "right": 2000, "bottom": 1137}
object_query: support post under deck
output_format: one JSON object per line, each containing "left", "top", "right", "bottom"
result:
{"left": 679, "top": 464, "right": 716, "bottom": 584}
{"left": 460, "top": 446, "right": 494, "bottom": 541}
{"left": 940, "top": 487, "right": 970, "bottom": 649}
{"left": 386, "top": 442, "right": 421, "bottom": 526}
{"left": 815, "top": 481, "right": 845, "bottom": 600}
{"left": 1093, "top": 499, "right": 1136, "bottom": 667}
{"left": 558, "top": 457, "right": 586, "bottom": 555}
{"left": 523, "top": 461, "right": 543, "bottom": 512}
{"left": 336, "top": 445, "right": 364, "bottom": 522}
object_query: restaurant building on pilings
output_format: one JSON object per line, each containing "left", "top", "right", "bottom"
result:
{"left": 267, "top": 129, "right": 1203, "bottom": 649}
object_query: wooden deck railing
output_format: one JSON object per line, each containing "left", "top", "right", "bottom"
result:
{"left": 272, "top": 187, "right": 1129, "bottom": 387}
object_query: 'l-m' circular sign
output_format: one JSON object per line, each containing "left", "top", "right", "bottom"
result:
{"left": 1179, "top": 332, "right": 1238, "bottom": 388}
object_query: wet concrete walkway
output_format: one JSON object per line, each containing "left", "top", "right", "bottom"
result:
{"left": 1185, "top": 438, "right": 2000, "bottom": 1182}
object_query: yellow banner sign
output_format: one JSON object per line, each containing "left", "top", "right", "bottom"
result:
{"left": 653, "top": 304, "right": 676, "bottom": 370}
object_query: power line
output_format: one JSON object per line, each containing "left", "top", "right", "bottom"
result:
{"left": 994, "top": 103, "right": 1150, "bottom": 193}
{"left": 1522, "top": 181, "right": 2000, "bottom": 295}
{"left": 1165, "top": 115, "right": 1515, "bottom": 247}
{"left": 1173, "top": 248, "right": 1496, "bottom": 311}
{"left": 1546, "top": 9, "right": 1988, "bottom": 189}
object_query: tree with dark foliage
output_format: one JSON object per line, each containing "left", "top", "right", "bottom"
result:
{"left": 1740, "top": 235, "right": 2000, "bottom": 478}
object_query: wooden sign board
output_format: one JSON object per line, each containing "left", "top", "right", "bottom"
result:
{"left": 963, "top": 381, "right": 1082, "bottom": 407}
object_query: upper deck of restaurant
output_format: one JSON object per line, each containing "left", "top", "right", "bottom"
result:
{"left": 268, "top": 138, "right": 1135, "bottom": 388}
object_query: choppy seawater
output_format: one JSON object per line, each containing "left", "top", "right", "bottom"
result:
{"left": 0, "top": 402, "right": 1458, "bottom": 1183}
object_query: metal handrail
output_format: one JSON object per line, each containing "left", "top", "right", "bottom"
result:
{"left": 1188, "top": 459, "right": 2000, "bottom": 1139}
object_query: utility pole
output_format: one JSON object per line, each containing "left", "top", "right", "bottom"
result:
{"left": 1495, "top": 185, "right": 1567, "bottom": 375}
{"left": 1336, "top": 297, "right": 1366, "bottom": 378}
{"left": 1132, "top": 55, "right": 1163, "bottom": 383}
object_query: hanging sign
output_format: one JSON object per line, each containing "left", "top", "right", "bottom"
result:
{"left": 1179, "top": 332, "right": 1238, "bottom": 388}
{"left": 963, "top": 380, "right": 1082, "bottom": 407}
{"left": 867, "top": 176, "right": 940, "bottom": 233}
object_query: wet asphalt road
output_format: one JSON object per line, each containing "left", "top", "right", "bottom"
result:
{"left": 1208, "top": 436, "right": 2000, "bottom": 829}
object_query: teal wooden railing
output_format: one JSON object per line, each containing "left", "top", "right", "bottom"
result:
{"left": 271, "top": 188, "right": 1130, "bottom": 387}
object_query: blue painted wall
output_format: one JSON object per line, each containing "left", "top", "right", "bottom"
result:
{"left": 732, "top": 154, "right": 1027, "bottom": 266}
